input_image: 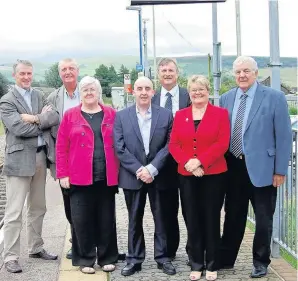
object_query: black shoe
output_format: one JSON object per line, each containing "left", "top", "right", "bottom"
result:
{"left": 5, "top": 260, "right": 22, "bottom": 273}
{"left": 118, "top": 252, "right": 126, "bottom": 261}
{"left": 250, "top": 265, "right": 267, "bottom": 278}
{"left": 66, "top": 248, "right": 72, "bottom": 259}
{"left": 29, "top": 249, "right": 58, "bottom": 260}
{"left": 157, "top": 261, "right": 176, "bottom": 275}
{"left": 121, "top": 263, "right": 142, "bottom": 276}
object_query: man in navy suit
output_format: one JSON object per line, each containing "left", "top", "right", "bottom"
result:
{"left": 152, "top": 58, "right": 190, "bottom": 260}
{"left": 114, "top": 77, "right": 175, "bottom": 276}
{"left": 219, "top": 56, "right": 292, "bottom": 278}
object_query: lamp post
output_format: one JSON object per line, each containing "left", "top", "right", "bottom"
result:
{"left": 126, "top": 6, "right": 143, "bottom": 70}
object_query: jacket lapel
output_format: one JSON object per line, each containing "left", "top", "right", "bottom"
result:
{"left": 244, "top": 84, "right": 266, "bottom": 133}
{"left": 227, "top": 88, "right": 237, "bottom": 121}
{"left": 129, "top": 106, "right": 144, "bottom": 146}
{"left": 31, "top": 90, "right": 39, "bottom": 115}
{"left": 57, "top": 86, "right": 64, "bottom": 119}
{"left": 13, "top": 87, "right": 31, "bottom": 113}
{"left": 149, "top": 105, "right": 160, "bottom": 143}
{"left": 153, "top": 91, "right": 161, "bottom": 106}
{"left": 179, "top": 86, "right": 188, "bottom": 109}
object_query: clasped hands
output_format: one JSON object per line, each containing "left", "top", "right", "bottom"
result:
{"left": 20, "top": 105, "right": 52, "bottom": 124}
{"left": 185, "top": 158, "right": 204, "bottom": 177}
{"left": 136, "top": 166, "right": 153, "bottom": 184}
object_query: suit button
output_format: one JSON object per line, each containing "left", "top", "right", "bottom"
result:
{"left": 81, "top": 144, "right": 84, "bottom": 147}
{"left": 193, "top": 138, "right": 196, "bottom": 142}
{"left": 194, "top": 147, "right": 197, "bottom": 150}
{"left": 81, "top": 132, "right": 85, "bottom": 136}
{"left": 194, "top": 154, "right": 197, "bottom": 158}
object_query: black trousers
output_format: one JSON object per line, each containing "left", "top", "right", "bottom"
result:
{"left": 220, "top": 154, "right": 277, "bottom": 267}
{"left": 159, "top": 188, "right": 180, "bottom": 258}
{"left": 124, "top": 184, "right": 170, "bottom": 264}
{"left": 60, "top": 186, "right": 72, "bottom": 224}
{"left": 180, "top": 173, "right": 225, "bottom": 272}
{"left": 69, "top": 181, "right": 118, "bottom": 267}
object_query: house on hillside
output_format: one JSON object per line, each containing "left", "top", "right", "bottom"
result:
{"left": 260, "top": 76, "right": 297, "bottom": 95}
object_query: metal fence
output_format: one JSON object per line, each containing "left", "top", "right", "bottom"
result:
{"left": 247, "top": 129, "right": 297, "bottom": 259}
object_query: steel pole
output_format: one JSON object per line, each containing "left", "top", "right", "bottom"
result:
{"left": 235, "top": 0, "right": 242, "bottom": 56}
{"left": 269, "top": 0, "right": 282, "bottom": 258}
{"left": 138, "top": 10, "right": 143, "bottom": 69}
{"left": 152, "top": 5, "right": 157, "bottom": 88}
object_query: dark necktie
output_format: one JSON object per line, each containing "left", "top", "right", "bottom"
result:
{"left": 164, "top": 92, "right": 173, "bottom": 113}
{"left": 231, "top": 94, "right": 248, "bottom": 158}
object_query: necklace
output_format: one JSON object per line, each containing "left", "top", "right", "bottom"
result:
{"left": 85, "top": 112, "right": 97, "bottom": 119}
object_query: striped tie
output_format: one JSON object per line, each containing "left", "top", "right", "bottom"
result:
{"left": 164, "top": 92, "right": 173, "bottom": 113}
{"left": 231, "top": 94, "right": 248, "bottom": 158}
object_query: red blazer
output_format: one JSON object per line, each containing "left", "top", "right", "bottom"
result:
{"left": 56, "top": 103, "right": 119, "bottom": 186}
{"left": 169, "top": 103, "right": 230, "bottom": 176}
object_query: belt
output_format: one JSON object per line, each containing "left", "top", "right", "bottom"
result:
{"left": 37, "top": 145, "right": 46, "bottom": 153}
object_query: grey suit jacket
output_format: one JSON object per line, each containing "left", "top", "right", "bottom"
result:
{"left": 220, "top": 84, "right": 292, "bottom": 187}
{"left": 113, "top": 104, "right": 173, "bottom": 190}
{"left": 0, "top": 87, "right": 59, "bottom": 177}
{"left": 152, "top": 86, "right": 190, "bottom": 110}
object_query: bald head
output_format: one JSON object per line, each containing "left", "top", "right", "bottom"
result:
{"left": 133, "top": 77, "right": 154, "bottom": 108}
{"left": 134, "top": 76, "right": 153, "bottom": 90}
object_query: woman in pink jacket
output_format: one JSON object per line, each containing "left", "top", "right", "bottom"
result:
{"left": 56, "top": 76, "right": 119, "bottom": 274}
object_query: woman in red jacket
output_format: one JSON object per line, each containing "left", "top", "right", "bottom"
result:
{"left": 169, "top": 75, "right": 230, "bottom": 281}
{"left": 56, "top": 76, "right": 119, "bottom": 274}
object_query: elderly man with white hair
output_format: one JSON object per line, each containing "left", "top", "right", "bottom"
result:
{"left": 56, "top": 76, "right": 120, "bottom": 274}
{"left": 219, "top": 56, "right": 292, "bottom": 278}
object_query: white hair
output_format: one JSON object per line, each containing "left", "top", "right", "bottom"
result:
{"left": 233, "top": 56, "right": 258, "bottom": 73}
{"left": 58, "top": 58, "right": 79, "bottom": 70}
{"left": 79, "top": 76, "right": 103, "bottom": 102}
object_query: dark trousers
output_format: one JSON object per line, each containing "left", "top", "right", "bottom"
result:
{"left": 180, "top": 174, "right": 225, "bottom": 272}
{"left": 159, "top": 188, "right": 180, "bottom": 258}
{"left": 60, "top": 186, "right": 72, "bottom": 224}
{"left": 220, "top": 154, "right": 277, "bottom": 267}
{"left": 124, "top": 184, "right": 170, "bottom": 264}
{"left": 70, "top": 181, "right": 118, "bottom": 267}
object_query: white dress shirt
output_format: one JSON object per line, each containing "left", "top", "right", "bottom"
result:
{"left": 160, "top": 84, "right": 179, "bottom": 116}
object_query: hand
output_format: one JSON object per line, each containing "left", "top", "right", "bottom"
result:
{"left": 192, "top": 167, "right": 204, "bottom": 177}
{"left": 20, "top": 114, "right": 35, "bottom": 123}
{"left": 41, "top": 105, "right": 52, "bottom": 113}
{"left": 137, "top": 167, "right": 154, "bottom": 183}
{"left": 273, "top": 174, "right": 285, "bottom": 187}
{"left": 185, "top": 158, "right": 201, "bottom": 173}
{"left": 60, "top": 177, "right": 70, "bottom": 189}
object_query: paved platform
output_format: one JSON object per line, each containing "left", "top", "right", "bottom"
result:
{"left": 0, "top": 179, "right": 296, "bottom": 281}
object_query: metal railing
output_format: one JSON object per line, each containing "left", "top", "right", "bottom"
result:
{"left": 247, "top": 129, "right": 297, "bottom": 259}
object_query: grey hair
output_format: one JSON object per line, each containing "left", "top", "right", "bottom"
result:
{"left": 187, "top": 75, "right": 210, "bottom": 92}
{"left": 157, "top": 57, "right": 179, "bottom": 73}
{"left": 79, "top": 76, "right": 103, "bottom": 102}
{"left": 13, "top": 59, "right": 33, "bottom": 74}
{"left": 233, "top": 56, "right": 258, "bottom": 73}
{"left": 58, "top": 58, "right": 79, "bottom": 70}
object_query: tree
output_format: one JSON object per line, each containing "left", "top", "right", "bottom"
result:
{"left": 108, "top": 65, "right": 120, "bottom": 84}
{"left": 44, "top": 62, "right": 62, "bottom": 89}
{"left": 0, "top": 73, "right": 9, "bottom": 98}
{"left": 94, "top": 64, "right": 111, "bottom": 96}
{"left": 130, "top": 68, "right": 138, "bottom": 87}
{"left": 118, "top": 64, "right": 130, "bottom": 81}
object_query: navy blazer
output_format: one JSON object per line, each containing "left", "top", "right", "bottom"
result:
{"left": 113, "top": 104, "right": 173, "bottom": 190}
{"left": 152, "top": 86, "right": 190, "bottom": 109}
{"left": 220, "top": 84, "right": 292, "bottom": 187}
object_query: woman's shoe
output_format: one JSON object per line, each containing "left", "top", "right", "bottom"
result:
{"left": 79, "top": 266, "right": 95, "bottom": 274}
{"left": 102, "top": 264, "right": 116, "bottom": 272}
{"left": 189, "top": 271, "right": 202, "bottom": 280}
{"left": 206, "top": 270, "right": 217, "bottom": 281}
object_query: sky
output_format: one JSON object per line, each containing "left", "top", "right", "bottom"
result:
{"left": 0, "top": 0, "right": 297, "bottom": 62}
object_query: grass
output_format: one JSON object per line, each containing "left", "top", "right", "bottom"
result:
{"left": 246, "top": 220, "right": 298, "bottom": 269}
{"left": 0, "top": 122, "right": 4, "bottom": 136}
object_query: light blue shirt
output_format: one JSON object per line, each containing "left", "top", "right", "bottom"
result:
{"left": 136, "top": 105, "right": 158, "bottom": 179}
{"left": 15, "top": 85, "right": 45, "bottom": 147}
{"left": 63, "top": 86, "right": 80, "bottom": 115}
{"left": 231, "top": 81, "right": 258, "bottom": 153}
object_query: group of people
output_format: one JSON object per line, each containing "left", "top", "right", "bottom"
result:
{"left": 0, "top": 56, "right": 292, "bottom": 281}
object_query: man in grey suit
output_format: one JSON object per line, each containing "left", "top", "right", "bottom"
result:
{"left": 0, "top": 60, "right": 60, "bottom": 273}
{"left": 219, "top": 56, "right": 292, "bottom": 278}
{"left": 114, "top": 77, "right": 175, "bottom": 276}
{"left": 151, "top": 58, "right": 190, "bottom": 260}
{"left": 47, "top": 58, "right": 81, "bottom": 259}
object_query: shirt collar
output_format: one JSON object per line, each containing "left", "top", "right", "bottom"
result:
{"left": 136, "top": 104, "right": 152, "bottom": 114}
{"left": 237, "top": 81, "right": 258, "bottom": 99}
{"left": 65, "top": 85, "right": 79, "bottom": 99}
{"left": 161, "top": 84, "right": 179, "bottom": 97}
{"left": 15, "top": 84, "right": 32, "bottom": 96}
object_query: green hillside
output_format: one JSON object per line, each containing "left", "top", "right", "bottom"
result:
{"left": 0, "top": 55, "right": 297, "bottom": 87}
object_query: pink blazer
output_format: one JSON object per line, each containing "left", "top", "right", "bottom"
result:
{"left": 56, "top": 104, "right": 119, "bottom": 186}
